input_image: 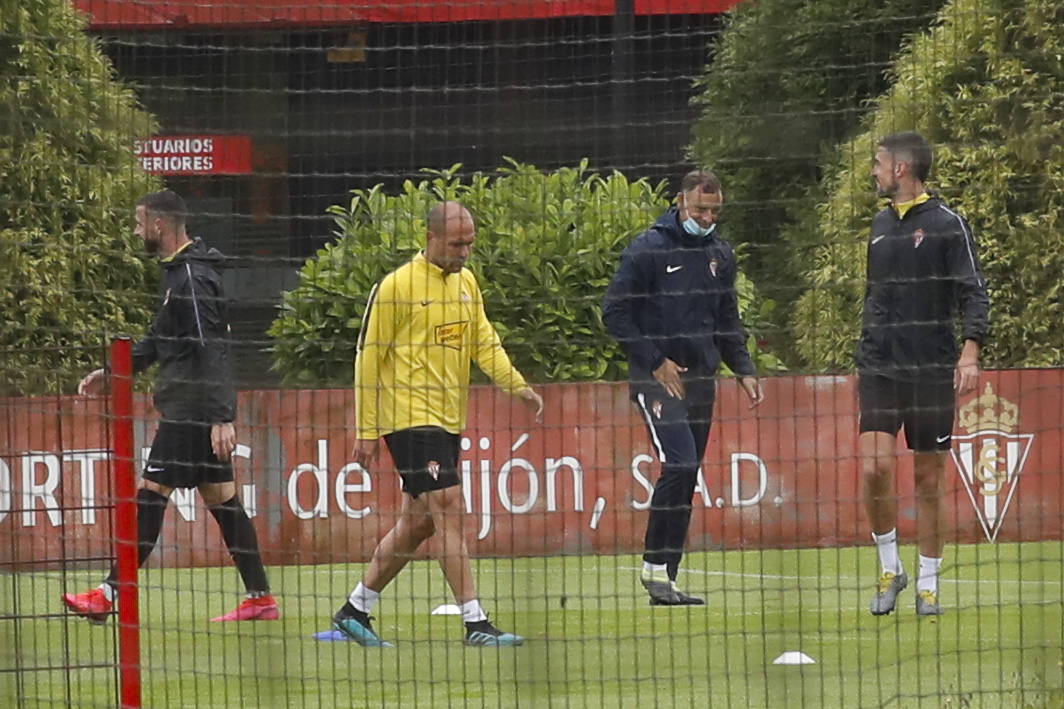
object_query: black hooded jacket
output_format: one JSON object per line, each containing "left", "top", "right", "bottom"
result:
{"left": 602, "top": 208, "right": 756, "bottom": 389}
{"left": 132, "top": 237, "right": 236, "bottom": 423}
{"left": 856, "top": 194, "right": 990, "bottom": 381}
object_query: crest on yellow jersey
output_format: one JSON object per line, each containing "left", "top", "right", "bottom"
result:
{"left": 434, "top": 321, "right": 468, "bottom": 349}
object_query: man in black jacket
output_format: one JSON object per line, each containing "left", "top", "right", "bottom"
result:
{"left": 603, "top": 170, "right": 764, "bottom": 606}
{"left": 860, "top": 132, "right": 989, "bottom": 617}
{"left": 62, "top": 190, "right": 278, "bottom": 623}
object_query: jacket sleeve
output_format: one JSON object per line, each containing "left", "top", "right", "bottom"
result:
{"left": 354, "top": 277, "right": 395, "bottom": 440}
{"left": 602, "top": 240, "right": 665, "bottom": 373}
{"left": 470, "top": 277, "right": 529, "bottom": 396}
{"left": 186, "top": 265, "right": 236, "bottom": 423}
{"left": 714, "top": 251, "right": 757, "bottom": 377}
{"left": 947, "top": 215, "right": 990, "bottom": 344}
{"left": 131, "top": 323, "right": 158, "bottom": 374}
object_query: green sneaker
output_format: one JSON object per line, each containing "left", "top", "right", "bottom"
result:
{"left": 332, "top": 608, "right": 393, "bottom": 647}
{"left": 464, "top": 620, "right": 524, "bottom": 647}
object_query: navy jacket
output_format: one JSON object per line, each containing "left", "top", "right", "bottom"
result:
{"left": 857, "top": 194, "right": 989, "bottom": 382}
{"left": 132, "top": 238, "right": 236, "bottom": 423}
{"left": 602, "top": 208, "right": 756, "bottom": 389}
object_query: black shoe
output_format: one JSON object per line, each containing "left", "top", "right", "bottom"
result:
{"left": 671, "top": 583, "right": 705, "bottom": 606}
{"left": 642, "top": 572, "right": 683, "bottom": 605}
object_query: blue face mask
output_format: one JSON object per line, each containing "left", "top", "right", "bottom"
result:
{"left": 682, "top": 217, "right": 716, "bottom": 238}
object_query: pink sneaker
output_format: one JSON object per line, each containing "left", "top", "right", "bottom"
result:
{"left": 210, "top": 595, "right": 280, "bottom": 622}
{"left": 62, "top": 588, "right": 113, "bottom": 625}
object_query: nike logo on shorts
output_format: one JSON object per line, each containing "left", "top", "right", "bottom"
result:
{"left": 145, "top": 466, "right": 165, "bottom": 473}
{"left": 666, "top": 265, "right": 683, "bottom": 273}
{"left": 871, "top": 235, "right": 886, "bottom": 245}
{"left": 936, "top": 434, "right": 951, "bottom": 444}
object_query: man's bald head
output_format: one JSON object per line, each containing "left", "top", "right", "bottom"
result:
{"left": 427, "top": 201, "right": 474, "bottom": 238}
{"left": 425, "top": 201, "right": 476, "bottom": 274}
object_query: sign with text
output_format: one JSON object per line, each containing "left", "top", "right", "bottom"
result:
{"left": 134, "top": 135, "right": 252, "bottom": 175}
{"left": 1, "top": 371, "right": 1060, "bottom": 570}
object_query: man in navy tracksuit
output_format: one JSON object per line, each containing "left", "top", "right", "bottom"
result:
{"left": 603, "top": 170, "right": 764, "bottom": 606}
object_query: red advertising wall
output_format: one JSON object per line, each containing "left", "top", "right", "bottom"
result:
{"left": 1, "top": 371, "right": 1061, "bottom": 570}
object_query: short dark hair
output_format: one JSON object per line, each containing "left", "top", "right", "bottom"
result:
{"left": 877, "top": 131, "right": 932, "bottom": 182}
{"left": 137, "top": 189, "right": 187, "bottom": 229}
{"left": 679, "top": 169, "right": 722, "bottom": 196}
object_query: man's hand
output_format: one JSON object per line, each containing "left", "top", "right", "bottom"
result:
{"left": 739, "top": 376, "right": 765, "bottom": 409}
{"left": 210, "top": 422, "right": 237, "bottom": 462}
{"left": 352, "top": 439, "right": 380, "bottom": 469}
{"left": 653, "top": 358, "right": 688, "bottom": 399}
{"left": 517, "top": 388, "right": 544, "bottom": 423}
{"left": 954, "top": 339, "right": 980, "bottom": 394}
{"left": 77, "top": 368, "right": 107, "bottom": 396}
{"left": 954, "top": 359, "right": 980, "bottom": 394}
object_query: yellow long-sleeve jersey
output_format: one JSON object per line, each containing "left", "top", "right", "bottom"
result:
{"left": 354, "top": 252, "right": 529, "bottom": 439}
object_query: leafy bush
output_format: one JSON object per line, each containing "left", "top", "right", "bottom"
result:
{"left": 269, "top": 160, "right": 783, "bottom": 386}
{"left": 793, "top": 0, "right": 1064, "bottom": 371}
{"left": 688, "top": 0, "right": 947, "bottom": 364}
{"left": 1, "top": 0, "right": 159, "bottom": 395}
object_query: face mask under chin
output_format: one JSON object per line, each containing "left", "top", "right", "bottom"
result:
{"left": 682, "top": 217, "right": 715, "bottom": 238}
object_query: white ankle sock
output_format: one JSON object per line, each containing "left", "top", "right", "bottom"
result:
{"left": 349, "top": 583, "right": 380, "bottom": 613}
{"left": 642, "top": 562, "right": 667, "bottom": 580}
{"left": 917, "top": 555, "right": 942, "bottom": 594}
{"left": 872, "top": 529, "right": 903, "bottom": 575}
{"left": 460, "top": 599, "right": 487, "bottom": 623}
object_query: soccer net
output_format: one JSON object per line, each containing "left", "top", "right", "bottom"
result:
{"left": 2, "top": 0, "right": 1062, "bottom": 707}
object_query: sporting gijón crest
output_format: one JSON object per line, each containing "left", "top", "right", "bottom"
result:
{"left": 950, "top": 383, "right": 1034, "bottom": 542}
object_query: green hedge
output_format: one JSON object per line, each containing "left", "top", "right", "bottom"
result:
{"left": 269, "top": 160, "right": 782, "bottom": 386}
{"left": 1, "top": 0, "right": 159, "bottom": 395}
{"left": 793, "top": 0, "right": 1064, "bottom": 371}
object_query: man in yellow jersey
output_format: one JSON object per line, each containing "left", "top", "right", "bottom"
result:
{"left": 332, "top": 201, "right": 544, "bottom": 647}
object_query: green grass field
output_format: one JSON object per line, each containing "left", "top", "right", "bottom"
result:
{"left": 3, "top": 541, "right": 1063, "bottom": 708}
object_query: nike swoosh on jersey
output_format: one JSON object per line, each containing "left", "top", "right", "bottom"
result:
{"left": 420, "top": 299, "right": 433, "bottom": 306}
{"left": 666, "top": 265, "right": 683, "bottom": 273}
{"left": 871, "top": 234, "right": 886, "bottom": 245}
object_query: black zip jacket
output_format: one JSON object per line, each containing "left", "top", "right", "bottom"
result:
{"left": 132, "top": 238, "right": 236, "bottom": 423}
{"left": 602, "top": 208, "right": 756, "bottom": 389}
{"left": 856, "top": 194, "right": 989, "bottom": 381}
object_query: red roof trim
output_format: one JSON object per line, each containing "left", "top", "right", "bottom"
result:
{"left": 74, "top": 1, "right": 739, "bottom": 31}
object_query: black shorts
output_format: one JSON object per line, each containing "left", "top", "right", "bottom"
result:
{"left": 858, "top": 374, "right": 955, "bottom": 452}
{"left": 383, "top": 426, "right": 461, "bottom": 498}
{"left": 143, "top": 420, "right": 234, "bottom": 488}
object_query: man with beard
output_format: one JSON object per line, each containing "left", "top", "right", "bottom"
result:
{"left": 860, "top": 132, "right": 989, "bottom": 617}
{"left": 62, "top": 190, "right": 278, "bottom": 624}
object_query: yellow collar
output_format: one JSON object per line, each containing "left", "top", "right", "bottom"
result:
{"left": 161, "top": 239, "right": 193, "bottom": 263}
{"left": 892, "top": 192, "right": 930, "bottom": 219}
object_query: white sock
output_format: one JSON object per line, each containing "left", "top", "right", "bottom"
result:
{"left": 872, "top": 529, "right": 903, "bottom": 575}
{"left": 917, "top": 555, "right": 942, "bottom": 594}
{"left": 460, "top": 599, "right": 487, "bottom": 623}
{"left": 97, "top": 583, "right": 115, "bottom": 603}
{"left": 642, "top": 562, "right": 667, "bottom": 580}
{"left": 348, "top": 583, "right": 380, "bottom": 613}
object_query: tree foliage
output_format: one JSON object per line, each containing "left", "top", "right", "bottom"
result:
{"left": 0, "top": 0, "right": 159, "bottom": 395}
{"left": 793, "top": 0, "right": 1064, "bottom": 371}
{"left": 269, "top": 160, "right": 783, "bottom": 386}
{"left": 688, "top": 0, "right": 947, "bottom": 363}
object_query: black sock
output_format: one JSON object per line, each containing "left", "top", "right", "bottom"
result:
{"left": 105, "top": 488, "right": 169, "bottom": 587}
{"left": 209, "top": 495, "right": 269, "bottom": 594}
{"left": 336, "top": 601, "right": 369, "bottom": 622}
{"left": 465, "top": 619, "right": 493, "bottom": 631}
